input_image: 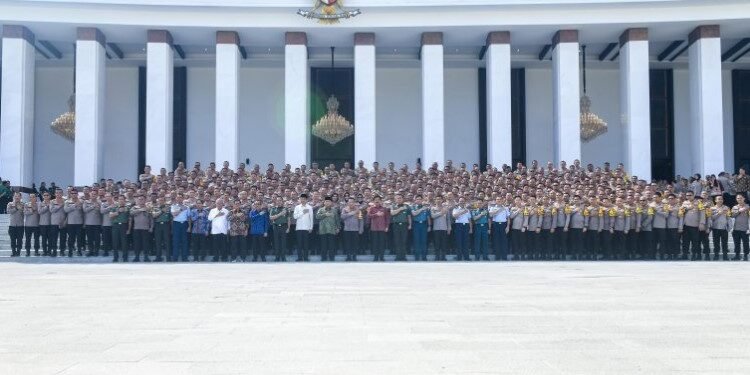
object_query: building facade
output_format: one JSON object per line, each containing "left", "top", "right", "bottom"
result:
{"left": 1, "top": 0, "right": 750, "bottom": 188}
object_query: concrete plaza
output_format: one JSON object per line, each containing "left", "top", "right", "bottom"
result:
{"left": 0, "top": 261, "right": 749, "bottom": 375}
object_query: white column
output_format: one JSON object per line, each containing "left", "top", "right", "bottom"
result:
{"left": 421, "top": 32, "right": 445, "bottom": 168}
{"left": 215, "top": 31, "right": 241, "bottom": 169}
{"left": 552, "top": 30, "right": 581, "bottom": 165}
{"left": 354, "top": 32, "right": 377, "bottom": 167}
{"left": 619, "top": 28, "right": 652, "bottom": 181}
{"left": 284, "top": 32, "right": 309, "bottom": 168}
{"left": 74, "top": 28, "right": 106, "bottom": 186}
{"left": 146, "top": 30, "right": 174, "bottom": 172}
{"left": 0, "top": 25, "right": 35, "bottom": 188}
{"left": 689, "top": 25, "right": 724, "bottom": 175}
{"left": 485, "top": 31, "right": 512, "bottom": 168}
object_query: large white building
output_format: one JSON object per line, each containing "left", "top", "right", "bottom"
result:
{"left": 1, "top": 0, "right": 749, "bottom": 188}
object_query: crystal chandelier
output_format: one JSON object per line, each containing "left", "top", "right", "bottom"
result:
{"left": 51, "top": 94, "right": 76, "bottom": 141}
{"left": 311, "top": 47, "right": 354, "bottom": 145}
{"left": 51, "top": 45, "right": 76, "bottom": 141}
{"left": 579, "top": 45, "right": 607, "bottom": 142}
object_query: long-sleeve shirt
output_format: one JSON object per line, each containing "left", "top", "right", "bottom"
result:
{"left": 341, "top": 207, "right": 363, "bottom": 232}
{"left": 189, "top": 208, "right": 210, "bottom": 235}
{"left": 249, "top": 209, "right": 270, "bottom": 235}
{"left": 293, "top": 204, "right": 314, "bottom": 231}
{"left": 64, "top": 201, "right": 84, "bottom": 225}
{"left": 367, "top": 205, "right": 390, "bottom": 232}
{"left": 316, "top": 206, "right": 340, "bottom": 235}
{"left": 208, "top": 207, "right": 229, "bottom": 235}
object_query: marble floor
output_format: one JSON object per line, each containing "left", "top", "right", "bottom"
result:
{"left": 0, "top": 262, "right": 749, "bottom": 375}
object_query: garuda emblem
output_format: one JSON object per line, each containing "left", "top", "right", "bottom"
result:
{"left": 297, "top": 0, "right": 361, "bottom": 24}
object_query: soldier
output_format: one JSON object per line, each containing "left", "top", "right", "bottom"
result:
{"left": 430, "top": 196, "right": 450, "bottom": 261}
{"left": 229, "top": 200, "right": 249, "bottom": 262}
{"left": 730, "top": 194, "right": 749, "bottom": 261}
{"left": 411, "top": 194, "right": 430, "bottom": 261}
{"left": 23, "top": 194, "right": 40, "bottom": 257}
{"left": 188, "top": 200, "right": 210, "bottom": 261}
{"left": 269, "top": 196, "right": 291, "bottom": 262}
{"left": 151, "top": 196, "right": 172, "bottom": 262}
{"left": 130, "top": 195, "right": 153, "bottom": 262}
{"left": 367, "top": 195, "right": 390, "bottom": 262}
{"left": 39, "top": 192, "right": 52, "bottom": 256}
{"left": 49, "top": 190, "right": 66, "bottom": 257}
{"left": 83, "top": 193, "right": 102, "bottom": 257}
{"left": 7, "top": 192, "right": 24, "bottom": 257}
{"left": 452, "top": 197, "right": 471, "bottom": 261}
{"left": 109, "top": 195, "right": 131, "bottom": 262}
{"left": 390, "top": 194, "right": 411, "bottom": 261}
{"left": 471, "top": 199, "right": 489, "bottom": 261}
{"left": 341, "top": 197, "right": 363, "bottom": 261}
{"left": 316, "top": 196, "right": 340, "bottom": 261}
{"left": 709, "top": 195, "right": 730, "bottom": 261}
{"left": 63, "top": 191, "right": 84, "bottom": 257}
{"left": 249, "top": 201, "right": 269, "bottom": 261}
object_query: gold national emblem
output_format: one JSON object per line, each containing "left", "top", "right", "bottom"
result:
{"left": 297, "top": 0, "right": 361, "bottom": 24}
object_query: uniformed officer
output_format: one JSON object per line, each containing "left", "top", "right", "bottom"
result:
{"left": 109, "top": 196, "right": 131, "bottom": 262}
{"left": 100, "top": 194, "right": 114, "bottom": 257}
{"left": 489, "top": 196, "right": 510, "bottom": 261}
{"left": 63, "top": 191, "right": 84, "bottom": 257}
{"left": 554, "top": 196, "right": 569, "bottom": 260}
{"left": 390, "top": 194, "right": 411, "bottom": 261}
{"left": 709, "top": 195, "right": 730, "bottom": 260}
{"left": 665, "top": 194, "right": 681, "bottom": 260}
{"left": 508, "top": 196, "right": 525, "bottom": 261}
{"left": 679, "top": 192, "right": 704, "bottom": 261}
{"left": 341, "top": 197, "right": 363, "bottom": 261}
{"left": 39, "top": 192, "right": 52, "bottom": 256}
{"left": 269, "top": 196, "right": 290, "bottom": 262}
{"left": 471, "top": 199, "right": 489, "bottom": 261}
{"left": 452, "top": 197, "right": 471, "bottom": 261}
{"left": 523, "top": 197, "right": 541, "bottom": 260}
{"left": 566, "top": 195, "right": 586, "bottom": 260}
{"left": 584, "top": 200, "right": 601, "bottom": 260}
{"left": 49, "top": 190, "right": 67, "bottom": 257}
{"left": 7, "top": 193, "right": 24, "bottom": 257}
{"left": 610, "top": 198, "right": 630, "bottom": 260}
{"left": 541, "top": 198, "right": 557, "bottom": 260}
{"left": 83, "top": 195, "right": 102, "bottom": 257}
{"left": 23, "top": 194, "right": 41, "bottom": 257}
{"left": 430, "top": 196, "right": 450, "bottom": 261}
{"left": 171, "top": 195, "right": 191, "bottom": 262}
{"left": 151, "top": 196, "right": 172, "bottom": 262}
{"left": 730, "top": 194, "right": 749, "bottom": 261}
{"left": 316, "top": 196, "right": 340, "bottom": 261}
{"left": 130, "top": 195, "right": 153, "bottom": 262}
{"left": 411, "top": 194, "right": 430, "bottom": 261}
{"left": 638, "top": 197, "right": 656, "bottom": 259}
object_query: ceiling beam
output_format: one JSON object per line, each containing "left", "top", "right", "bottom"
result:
{"left": 668, "top": 45, "right": 689, "bottom": 62}
{"left": 38, "top": 40, "right": 62, "bottom": 59}
{"left": 732, "top": 46, "right": 750, "bottom": 62}
{"left": 239, "top": 45, "right": 248, "bottom": 60}
{"left": 173, "top": 44, "right": 185, "bottom": 59}
{"left": 106, "top": 42, "right": 124, "bottom": 59}
{"left": 610, "top": 51, "right": 620, "bottom": 61}
{"left": 478, "top": 45, "right": 487, "bottom": 60}
{"left": 657, "top": 40, "right": 685, "bottom": 62}
{"left": 33, "top": 44, "right": 51, "bottom": 59}
{"left": 722, "top": 38, "right": 750, "bottom": 61}
{"left": 598, "top": 43, "right": 617, "bottom": 61}
{"left": 537, "top": 44, "right": 551, "bottom": 61}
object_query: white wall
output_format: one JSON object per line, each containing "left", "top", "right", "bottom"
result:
{"left": 445, "top": 68, "right": 479, "bottom": 165}
{"left": 103, "top": 67, "right": 138, "bottom": 182}
{"left": 240, "top": 67, "right": 285, "bottom": 167}
{"left": 673, "top": 69, "right": 692, "bottom": 178}
{"left": 34, "top": 67, "right": 74, "bottom": 187}
{"left": 580, "top": 68, "right": 622, "bottom": 166}
{"left": 186, "top": 67, "right": 215, "bottom": 166}
{"left": 722, "top": 69, "right": 734, "bottom": 174}
{"left": 376, "top": 68, "right": 422, "bottom": 166}
{"left": 525, "top": 68, "right": 554, "bottom": 164}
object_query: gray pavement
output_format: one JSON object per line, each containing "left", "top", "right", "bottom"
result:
{"left": 0, "top": 262, "right": 749, "bottom": 375}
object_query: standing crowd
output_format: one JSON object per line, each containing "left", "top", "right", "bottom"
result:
{"left": 4, "top": 159, "right": 750, "bottom": 262}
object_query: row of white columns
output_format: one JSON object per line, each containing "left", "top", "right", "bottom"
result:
{"left": 0, "top": 25, "right": 726, "bottom": 187}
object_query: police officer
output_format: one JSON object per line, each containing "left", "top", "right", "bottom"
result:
{"left": 130, "top": 195, "right": 153, "bottom": 262}
{"left": 7, "top": 193, "right": 24, "bottom": 257}
{"left": 341, "top": 197, "right": 363, "bottom": 261}
{"left": 64, "top": 191, "right": 84, "bottom": 257}
{"left": 49, "top": 190, "right": 66, "bottom": 257}
{"left": 679, "top": 192, "right": 704, "bottom": 261}
{"left": 566, "top": 195, "right": 586, "bottom": 261}
{"left": 431, "top": 196, "right": 450, "bottom": 261}
{"left": 665, "top": 194, "right": 681, "bottom": 260}
{"left": 23, "top": 194, "right": 40, "bottom": 257}
{"left": 508, "top": 197, "right": 525, "bottom": 261}
{"left": 39, "top": 192, "right": 52, "bottom": 256}
{"left": 523, "top": 197, "right": 541, "bottom": 260}
{"left": 83, "top": 194, "right": 102, "bottom": 257}
{"left": 709, "top": 195, "right": 730, "bottom": 261}
{"left": 411, "top": 194, "right": 430, "bottom": 261}
{"left": 730, "top": 194, "right": 749, "bottom": 261}
{"left": 639, "top": 197, "right": 655, "bottom": 260}
{"left": 100, "top": 194, "right": 114, "bottom": 257}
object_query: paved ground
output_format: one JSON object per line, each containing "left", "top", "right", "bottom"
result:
{"left": 1, "top": 262, "right": 749, "bottom": 375}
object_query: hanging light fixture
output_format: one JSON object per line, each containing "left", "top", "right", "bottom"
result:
{"left": 311, "top": 46, "right": 354, "bottom": 145}
{"left": 579, "top": 45, "right": 607, "bottom": 142}
{"left": 51, "top": 43, "right": 76, "bottom": 141}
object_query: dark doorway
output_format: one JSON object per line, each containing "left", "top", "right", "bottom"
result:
{"left": 309, "top": 67, "right": 355, "bottom": 169}
{"left": 649, "top": 69, "right": 675, "bottom": 182}
{"left": 733, "top": 70, "right": 750, "bottom": 172}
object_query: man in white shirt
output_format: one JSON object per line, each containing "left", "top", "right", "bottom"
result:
{"left": 293, "top": 194, "right": 314, "bottom": 261}
{"left": 208, "top": 198, "right": 229, "bottom": 262}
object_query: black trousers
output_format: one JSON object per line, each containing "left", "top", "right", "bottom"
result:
{"left": 59, "top": 226, "right": 67, "bottom": 252}
{"left": 525, "top": 231, "right": 539, "bottom": 257}
{"left": 296, "top": 230, "right": 310, "bottom": 260}
{"left": 320, "top": 233, "right": 336, "bottom": 260}
{"left": 66, "top": 224, "right": 82, "bottom": 256}
{"left": 613, "top": 231, "right": 627, "bottom": 258}
{"left": 601, "top": 231, "right": 613, "bottom": 258}
{"left": 153, "top": 222, "right": 171, "bottom": 260}
{"left": 9, "top": 226, "right": 23, "bottom": 255}
{"left": 555, "top": 228, "right": 567, "bottom": 257}
{"left": 48, "top": 225, "right": 60, "bottom": 254}
{"left": 683, "top": 226, "right": 700, "bottom": 256}
{"left": 700, "top": 230, "right": 710, "bottom": 255}
{"left": 640, "top": 230, "right": 655, "bottom": 259}
{"left": 212, "top": 233, "right": 227, "bottom": 260}
{"left": 132, "top": 229, "right": 151, "bottom": 260}
{"left": 343, "top": 230, "right": 359, "bottom": 259}
{"left": 712, "top": 229, "right": 729, "bottom": 255}
{"left": 732, "top": 230, "right": 749, "bottom": 256}
{"left": 432, "top": 230, "right": 448, "bottom": 260}
{"left": 112, "top": 223, "right": 128, "bottom": 260}
{"left": 24, "top": 226, "right": 40, "bottom": 254}
{"left": 86, "top": 225, "right": 101, "bottom": 255}
{"left": 666, "top": 228, "right": 680, "bottom": 256}
{"left": 371, "top": 231, "right": 386, "bottom": 260}
{"left": 539, "top": 229, "right": 553, "bottom": 257}
{"left": 230, "top": 235, "right": 246, "bottom": 260}
{"left": 586, "top": 230, "right": 601, "bottom": 258}
{"left": 191, "top": 233, "right": 209, "bottom": 259}
{"left": 510, "top": 229, "right": 523, "bottom": 259}
{"left": 39, "top": 225, "right": 51, "bottom": 255}
{"left": 568, "top": 228, "right": 584, "bottom": 257}
{"left": 627, "top": 231, "right": 639, "bottom": 257}
{"left": 391, "top": 223, "right": 408, "bottom": 260}
{"left": 272, "top": 225, "right": 287, "bottom": 259}
{"left": 101, "top": 226, "right": 112, "bottom": 255}
{"left": 251, "top": 234, "right": 265, "bottom": 260}
{"left": 654, "top": 228, "right": 667, "bottom": 256}
{"left": 78, "top": 226, "right": 86, "bottom": 251}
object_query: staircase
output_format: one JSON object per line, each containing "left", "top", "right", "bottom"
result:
{"left": 0, "top": 214, "right": 11, "bottom": 257}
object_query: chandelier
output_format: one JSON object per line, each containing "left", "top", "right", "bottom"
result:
{"left": 579, "top": 45, "right": 607, "bottom": 142}
{"left": 311, "top": 47, "right": 354, "bottom": 145}
{"left": 51, "top": 94, "right": 76, "bottom": 140}
{"left": 52, "top": 45, "right": 76, "bottom": 141}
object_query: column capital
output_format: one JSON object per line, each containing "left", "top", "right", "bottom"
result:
{"left": 486, "top": 31, "right": 510, "bottom": 46}
{"left": 354, "top": 32, "right": 375, "bottom": 46}
{"left": 689, "top": 25, "right": 720, "bottom": 46}
{"left": 147, "top": 30, "right": 173, "bottom": 46}
{"left": 619, "top": 28, "right": 648, "bottom": 47}
{"left": 2, "top": 25, "right": 34, "bottom": 44}
{"left": 285, "top": 32, "right": 307, "bottom": 46}
{"left": 217, "top": 31, "right": 240, "bottom": 45}
{"left": 421, "top": 32, "right": 443, "bottom": 46}
{"left": 77, "top": 27, "right": 106, "bottom": 48}
{"left": 552, "top": 29, "right": 578, "bottom": 47}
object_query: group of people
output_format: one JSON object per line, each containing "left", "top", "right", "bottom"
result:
{"left": 4, "top": 159, "right": 750, "bottom": 262}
